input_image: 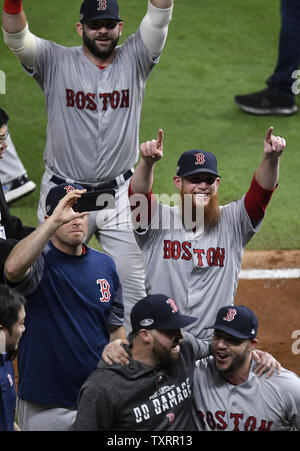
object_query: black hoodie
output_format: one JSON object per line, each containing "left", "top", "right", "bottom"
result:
{"left": 73, "top": 333, "right": 209, "bottom": 431}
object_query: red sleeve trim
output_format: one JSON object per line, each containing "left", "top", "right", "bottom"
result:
{"left": 244, "top": 175, "right": 277, "bottom": 222}
{"left": 3, "top": 0, "right": 23, "bottom": 15}
{"left": 128, "top": 181, "right": 157, "bottom": 229}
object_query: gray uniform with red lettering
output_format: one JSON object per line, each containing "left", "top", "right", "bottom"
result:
{"left": 133, "top": 197, "right": 261, "bottom": 339}
{"left": 23, "top": 28, "right": 161, "bottom": 332}
{"left": 26, "top": 30, "right": 155, "bottom": 185}
{"left": 193, "top": 357, "right": 300, "bottom": 431}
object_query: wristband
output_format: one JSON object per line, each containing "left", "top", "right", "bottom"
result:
{"left": 3, "top": 0, "right": 23, "bottom": 15}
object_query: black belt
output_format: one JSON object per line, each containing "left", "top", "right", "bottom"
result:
{"left": 50, "top": 169, "right": 133, "bottom": 192}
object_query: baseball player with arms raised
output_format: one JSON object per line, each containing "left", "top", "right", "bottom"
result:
{"left": 2, "top": 0, "right": 174, "bottom": 331}
{"left": 129, "top": 126, "right": 286, "bottom": 339}
{"left": 193, "top": 305, "right": 300, "bottom": 431}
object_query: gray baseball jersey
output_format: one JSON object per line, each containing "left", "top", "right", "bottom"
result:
{"left": 193, "top": 357, "right": 300, "bottom": 431}
{"left": 134, "top": 196, "right": 262, "bottom": 339}
{"left": 24, "top": 29, "right": 156, "bottom": 184}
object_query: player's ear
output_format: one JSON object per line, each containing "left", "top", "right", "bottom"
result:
{"left": 173, "top": 175, "right": 182, "bottom": 190}
{"left": 139, "top": 329, "right": 152, "bottom": 344}
{"left": 118, "top": 21, "right": 124, "bottom": 35}
{"left": 76, "top": 22, "right": 84, "bottom": 38}
{"left": 250, "top": 338, "right": 259, "bottom": 351}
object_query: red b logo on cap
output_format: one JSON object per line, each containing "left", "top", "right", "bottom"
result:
{"left": 223, "top": 308, "right": 237, "bottom": 322}
{"left": 97, "top": 0, "right": 107, "bottom": 11}
{"left": 167, "top": 298, "right": 178, "bottom": 313}
{"left": 195, "top": 153, "right": 205, "bottom": 165}
{"left": 64, "top": 185, "right": 75, "bottom": 194}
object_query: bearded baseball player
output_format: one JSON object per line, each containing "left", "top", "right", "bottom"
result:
{"left": 193, "top": 305, "right": 300, "bottom": 431}
{"left": 129, "top": 126, "right": 286, "bottom": 339}
{"left": 2, "top": 0, "right": 174, "bottom": 331}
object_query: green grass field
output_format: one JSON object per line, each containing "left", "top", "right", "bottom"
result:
{"left": 0, "top": 0, "right": 299, "bottom": 250}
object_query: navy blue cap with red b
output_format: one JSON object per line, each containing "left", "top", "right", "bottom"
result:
{"left": 80, "top": 0, "right": 121, "bottom": 24}
{"left": 205, "top": 305, "right": 258, "bottom": 340}
{"left": 176, "top": 150, "right": 221, "bottom": 178}
{"left": 45, "top": 183, "right": 84, "bottom": 216}
{"left": 130, "top": 294, "right": 198, "bottom": 333}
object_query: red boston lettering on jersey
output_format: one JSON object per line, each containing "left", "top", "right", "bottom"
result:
{"left": 97, "top": 278, "right": 111, "bottom": 303}
{"left": 65, "top": 89, "right": 130, "bottom": 111}
{"left": 181, "top": 241, "right": 192, "bottom": 260}
{"left": 215, "top": 411, "right": 227, "bottom": 430}
{"left": 86, "top": 93, "right": 97, "bottom": 111}
{"left": 198, "top": 411, "right": 273, "bottom": 431}
{"left": 163, "top": 240, "right": 225, "bottom": 268}
{"left": 193, "top": 248, "right": 205, "bottom": 266}
{"left": 66, "top": 89, "right": 75, "bottom": 107}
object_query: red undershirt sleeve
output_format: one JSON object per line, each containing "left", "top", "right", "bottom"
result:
{"left": 244, "top": 174, "right": 278, "bottom": 224}
{"left": 3, "top": 0, "right": 23, "bottom": 15}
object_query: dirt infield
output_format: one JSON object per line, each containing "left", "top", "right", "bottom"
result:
{"left": 237, "top": 250, "right": 300, "bottom": 376}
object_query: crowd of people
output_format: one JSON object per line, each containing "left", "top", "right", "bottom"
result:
{"left": 0, "top": 0, "right": 299, "bottom": 433}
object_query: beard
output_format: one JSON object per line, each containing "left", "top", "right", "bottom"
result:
{"left": 151, "top": 338, "right": 180, "bottom": 368}
{"left": 204, "top": 192, "right": 220, "bottom": 230}
{"left": 180, "top": 191, "right": 220, "bottom": 231}
{"left": 82, "top": 28, "right": 120, "bottom": 60}
{"left": 213, "top": 348, "right": 249, "bottom": 377}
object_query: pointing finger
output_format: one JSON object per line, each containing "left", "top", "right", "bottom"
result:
{"left": 157, "top": 129, "right": 164, "bottom": 149}
{"left": 265, "top": 126, "right": 274, "bottom": 143}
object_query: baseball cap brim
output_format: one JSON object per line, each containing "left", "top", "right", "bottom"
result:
{"left": 179, "top": 168, "right": 221, "bottom": 178}
{"left": 81, "top": 15, "right": 122, "bottom": 23}
{"left": 158, "top": 314, "right": 198, "bottom": 331}
{"left": 204, "top": 324, "right": 251, "bottom": 340}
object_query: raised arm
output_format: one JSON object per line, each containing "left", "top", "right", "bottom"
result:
{"left": 254, "top": 126, "right": 286, "bottom": 190}
{"left": 2, "top": 0, "right": 26, "bottom": 32}
{"left": 2, "top": 0, "right": 37, "bottom": 69}
{"left": 140, "top": 0, "right": 174, "bottom": 58}
{"left": 5, "top": 189, "right": 86, "bottom": 283}
{"left": 130, "top": 128, "right": 164, "bottom": 195}
{"left": 244, "top": 126, "right": 286, "bottom": 225}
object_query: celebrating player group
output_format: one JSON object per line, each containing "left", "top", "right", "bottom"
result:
{"left": 1, "top": 0, "right": 299, "bottom": 433}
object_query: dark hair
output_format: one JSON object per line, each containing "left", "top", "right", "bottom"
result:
{"left": 0, "top": 108, "right": 9, "bottom": 128}
{"left": 0, "top": 285, "right": 25, "bottom": 333}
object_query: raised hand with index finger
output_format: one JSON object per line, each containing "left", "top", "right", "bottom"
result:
{"left": 264, "top": 126, "right": 286, "bottom": 158}
{"left": 140, "top": 128, "right": 164, "bottom": 164}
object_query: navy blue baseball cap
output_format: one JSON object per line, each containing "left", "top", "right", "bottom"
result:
{"left": 131, "top": 294, "right": 198, "bottom": 333}
{"left": 176, "top": 150, "right": 221, "bottom": 178}
{"left": 80, "top": 0, "right": 122, "bottom": 24}
{"left": 205, "top": 305, "right": 258, "bottom": 340}
{"left": 45, "top": 183, "right": 84, "bottom": 216}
